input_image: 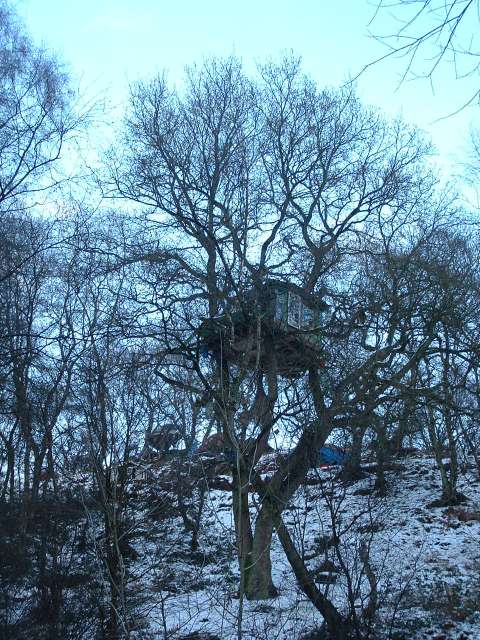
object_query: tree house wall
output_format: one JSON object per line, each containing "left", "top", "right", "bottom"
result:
{"left": 197, "top": 282, "right": 327, "bottom": 377}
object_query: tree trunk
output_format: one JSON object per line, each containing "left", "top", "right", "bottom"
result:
{"left": 31, "top": 451, "right": 46, "bottom": 504}
{"left": 374, "top": 422, "right": 387, "bottom": 496}
{"left": 342, "top": 426, "right": 366, "bottom": 481}
{"left": 245, "top": 368, "right": 334, "bottom": 598}
{"left": 1, "top": 434, "right": 15, "bottom": 502}
{"left": 23, "top": 444, "right": 31, "bottom": 498}
{"left": 106, "top": 512, "right": 120, "bottom": 640}
{"left": 245, "top": 509, "right": 277, "bottom": 599}
{"left": 232, "top": 466, "right": 254, "bottom": 585}
{"left": 270, "top": 505, "right": 350, "bottom": 640}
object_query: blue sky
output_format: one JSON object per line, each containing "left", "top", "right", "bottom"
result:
{"left": 17, "top": 0, "right": 479, "bottom": 174}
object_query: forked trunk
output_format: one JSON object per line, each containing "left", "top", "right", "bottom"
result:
{"left": 245, "top": 510, "right": 277, "bottom": 599}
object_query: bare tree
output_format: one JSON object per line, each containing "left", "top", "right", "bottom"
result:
{"left": 366, "top": 0, "right": 480, "bottom": 112}
{"left": 0, "top": 1, "right": 84, "bottom": 216}
{"left": 105, "top": 54, "right": 458, "bottom": 638}
{"left": 0, "top": 215, "right": 81, "bottom": 509}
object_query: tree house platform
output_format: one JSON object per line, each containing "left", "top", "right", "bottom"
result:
{"left": 197, "top": 281, "right": 328, "bottom": 377}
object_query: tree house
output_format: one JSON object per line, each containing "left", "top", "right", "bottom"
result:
{"left": 197, "top": 280, "right": 328, "bottom": 377}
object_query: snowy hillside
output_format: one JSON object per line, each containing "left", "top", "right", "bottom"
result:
{"left": 118, "top": 453, "right": 480, "bottom": 640}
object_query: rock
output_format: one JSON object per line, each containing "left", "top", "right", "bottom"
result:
{"left": 427, "top": 493, "right": 468, "bottom": 508}
{"left": 453, "top": 508, "right": 480, "bottom": 522}
{"left": 441, "top": 621, "right": 455, "bottom": 630}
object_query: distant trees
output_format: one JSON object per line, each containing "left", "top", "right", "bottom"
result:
{"left": 0, "top": 0, "right": 85, "bottom": 506}
{"left": 0, "top": 215, "right": 79, "bottom": 507}
{"left": 0, "top": 1, "right": 83, "bottom": 216}
{"left": 365, "top": 225, "right": 480, "bottom": 503}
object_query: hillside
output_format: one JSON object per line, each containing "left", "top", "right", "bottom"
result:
{"left": 2, "top": 451, "right": 480, "bottom": 639}
{"left": 116, "top": 452, "right": 480, "bottom": 640}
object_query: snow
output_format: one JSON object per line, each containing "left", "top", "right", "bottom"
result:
{"left": 124, "top": 454, "right": 480, "bottom": 639}
{"left": 7, "top": 453, "right": 476, "bottom": 638}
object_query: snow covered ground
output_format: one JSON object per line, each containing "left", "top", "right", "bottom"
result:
{"left": 127, "top": 454, "right": 480, "bottom": 640}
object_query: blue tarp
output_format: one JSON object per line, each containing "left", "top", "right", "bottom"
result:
{"left": 318, "top": 446, "right": 349, "bottom": 466}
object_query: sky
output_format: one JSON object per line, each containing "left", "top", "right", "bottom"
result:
{"left": 15, "top": 0, "right": 480, "bottom": 177}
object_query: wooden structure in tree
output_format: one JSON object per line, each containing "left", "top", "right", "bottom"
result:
{"left": 198, "top": 280, "right": 328, "bottom": 377}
